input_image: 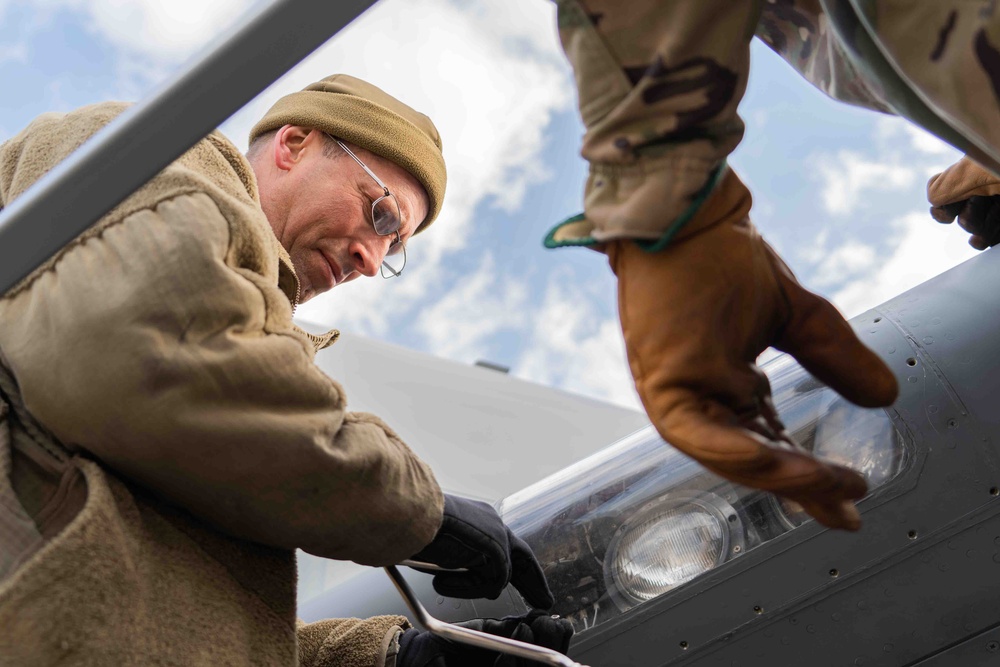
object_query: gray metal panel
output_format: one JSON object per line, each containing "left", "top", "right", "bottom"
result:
{"left": 909, "top": 623, "right": 1000, "bottom": 667}
{"left": 878, "top": 246, "right": 1000, "bottom": 440}
{"left": 0, "top": 0, "right": 377, "bottom": 295}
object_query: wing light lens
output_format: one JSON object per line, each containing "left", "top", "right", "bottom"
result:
{"left": 607, "top": 494, "right": 737, "bottom": 607}
{"left": 498, "top": 353, "right": 907, "bottom": 634}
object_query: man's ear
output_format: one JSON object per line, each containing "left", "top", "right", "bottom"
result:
{"left": 273, "top": 125, "right": 315, "bottom": 171}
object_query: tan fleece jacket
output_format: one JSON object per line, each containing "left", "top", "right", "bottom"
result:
{"left": 0, "top": 102, "right": 443, "bottom": 665}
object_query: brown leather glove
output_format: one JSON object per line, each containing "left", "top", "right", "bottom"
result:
{"left": 928, "top": 156, "right": 1000, "bottom": 250}
{"left": 606, "top": 168, "right": 898, "bottom": 531}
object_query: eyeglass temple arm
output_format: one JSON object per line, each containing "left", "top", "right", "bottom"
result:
{"left": 385, "top": 564, "right": 590, "bottom": 667}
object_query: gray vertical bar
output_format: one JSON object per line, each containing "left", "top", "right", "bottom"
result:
{"left": 0, "top": 0, "right": 378, "bottom": 295}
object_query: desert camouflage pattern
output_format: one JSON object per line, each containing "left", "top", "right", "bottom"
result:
{"left": 547, "top": 0, "right": 1000, "bottom": 247}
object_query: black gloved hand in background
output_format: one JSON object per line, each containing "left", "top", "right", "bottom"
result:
{"left": 409, "top": 494, "right": 554, "bottom": 609}
{"left": 396, "top": 610, "right": 574, "bottom": 667}
{"left": 931, "top": 196, "right": 1000, "bottom": 249}
{"left": 928, "top": 156, "right": 1000, "bottom": 249}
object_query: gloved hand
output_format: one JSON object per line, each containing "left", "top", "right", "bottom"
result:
{"left": 396, "top": 610, "right": 573, "bottom": 667}
{"left": 606, "top": 167, "right": 898, "bottom": 531}
{"left": 928, "top": 156, "right": 1000, "bottom": 249}
{"left": 409, "top": 494, "right": 554, "bottom": 609}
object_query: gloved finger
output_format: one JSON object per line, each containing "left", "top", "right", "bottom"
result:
{"left": 761, "top": 444, "right": 867, "bottom": 530}
{"left": 958, "top": 196, "right": 991, "bottom": 235}
{"left": 508, "top": 533, "right": 555, "bottom": 609}
{"left": 661, "top": 400, "right": 867, "bottom": 530}
{"left": 526, "top": 612, "right": 574, "bottom": 654}
{"left": 728, "top": 404, "right": 868, "bottom": 505}
{"left": 490, "top": 622, "right": 538, "bottom": 667}
{"left": 409, "top": 495, "right": 513, "bottom": 599}
{"left": 984, "top": 200, "right": 1000, "bottom": 246}
{"left": 970, "top": 234, "right": 990, "bottom": 251}
{"left": 498, "top": 624, "right": 546, "bottom": 667}
{"left": 746, "top": 370, "right": 797, "bottom": 449}
{"left": 769, "top": 252, "right": 898, "bottom": 408}
{"left": 431, "top": 571, "right": 505, "bottom": 601}
{"left": 930, "top": 201, "right": 966, "bottom": 223}
{"left": 413, "top": 533, "right": 494, "bottom": 572}
{"left": 484, "top": 612, "right": 573, "bottom": 667}
{"left": 957, "top": 196, "right": 1000, "bottom": 244}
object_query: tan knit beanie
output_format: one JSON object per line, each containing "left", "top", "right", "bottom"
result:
{"left": 249, "top": 74, "right": 447, "bottom": 232}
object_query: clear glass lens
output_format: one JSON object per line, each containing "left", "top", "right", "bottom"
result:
{"left": 498, "top": 353, "right": 907, "bottom": 634}
{"left": 766, "top": 354, "right": 905, "bottom": 525}
{"left": 371, "top": 194, "right": 401, "bottom": 236}
{"left": 380, "top": 241, "right": 405, "bottom": 278}
{"left": 608, "top": 501, "right": 727, "bottom": 603}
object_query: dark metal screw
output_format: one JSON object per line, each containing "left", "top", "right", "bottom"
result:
{"left": 987, "top": 641, "right": 999, "bottom": 653}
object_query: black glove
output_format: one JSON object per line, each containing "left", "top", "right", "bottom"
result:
{"left": 396, "top": 610, "right": 574, "bottom": 667}
{"left": 927, "top": 156, "right": 1000, "bottom": 249}
{"left": 410, "top": 494, "right": 554, "bottom": 609}
{"left": 932, "top": 196, "right": 1000, "bottom": 249}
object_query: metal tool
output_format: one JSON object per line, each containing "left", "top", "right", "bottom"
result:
{"left": 384, "top": 565, "right": 590, "bottom": 667}
{"left": 399, "top": 559, "right": 469, "bottom": 573}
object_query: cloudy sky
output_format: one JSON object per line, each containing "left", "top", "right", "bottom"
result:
{"left": 0, "top": 0, "right": 978, "bottom": 411}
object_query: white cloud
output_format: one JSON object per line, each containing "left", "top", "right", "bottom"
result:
{"left": 813, "top": 148, "right": 917, "bottom": 216}
{"left": 79, "top": 0, "right": 259, "bottom": 62}
{"left": 0, "top": 0, "right": 6, "bottom": 17}
{"left": 515, "top": 274, "right": 641, "bottom": 410}
{"left": 0, "top": 0, "right": 266, "bottom": 98}
{"left": 0, "top": 41, "right": 27, "bottom": 65}
{"left": 905, "top": 123, "right": 957, "bottom": 157}
{"left": 876, "top": 114, "right": 960, "bottom": 158}
{"left": 810, "top": 238, "right": 878, "bottom": 287}
{"left": 831, "top": 211, "right": 979, "bottom": 318}
{"left": 414, "top": 253, "right": 528, "bottom": 360}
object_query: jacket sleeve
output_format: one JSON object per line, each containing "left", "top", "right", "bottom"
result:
{"left": 0, "top": 190, "right": 443, "bottom": 565}
{"left": 297, "top": 617, "right": 408, "bottom": 667}
{"left": 756, "top": 1, "right": 894, "bottom": 115}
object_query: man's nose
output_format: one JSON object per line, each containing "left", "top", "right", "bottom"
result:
{"left": 350, "top": 239, "right": 383, "bottom": 278}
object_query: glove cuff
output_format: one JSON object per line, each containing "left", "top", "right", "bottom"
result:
{"left": 544, "top": 162, "right": 750, "bottom": 255}
{"left": 298, "top": 616, "right": 411, "bottom": 667}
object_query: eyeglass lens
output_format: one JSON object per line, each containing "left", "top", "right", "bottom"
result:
{"left": 372, "top": 195, "right": 401, "bottom": 236}
{"left": 373, "top": 195, "right": 405, "bottom": 277}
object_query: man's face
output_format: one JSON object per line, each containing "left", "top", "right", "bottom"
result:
{"left": 256, "top": 127, "right": 430, "bottom": 303}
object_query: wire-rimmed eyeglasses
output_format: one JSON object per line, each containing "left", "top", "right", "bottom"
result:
{"left": 326, "top": 133, "right": 406, "bottom": 279}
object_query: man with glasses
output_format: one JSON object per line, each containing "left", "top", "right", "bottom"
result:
{"left": 0, "top": 74, "right": 570, "bottom": 665}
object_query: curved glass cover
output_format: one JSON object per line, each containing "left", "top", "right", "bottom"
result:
{"left": 497, "top": 354, "right": 906, "bottom": 634}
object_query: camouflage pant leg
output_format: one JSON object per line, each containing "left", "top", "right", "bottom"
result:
{"left": 548, "top": 0, "right": 762, "bottom": 248}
